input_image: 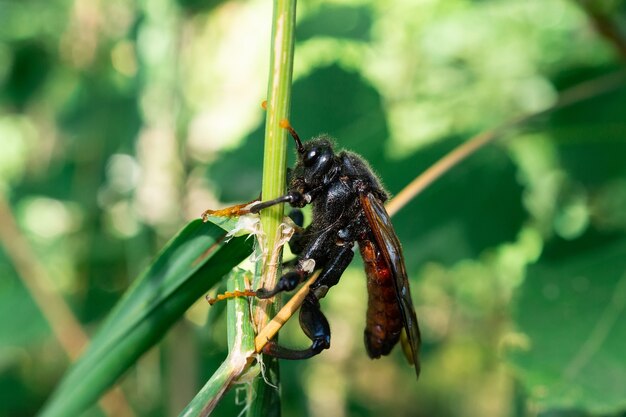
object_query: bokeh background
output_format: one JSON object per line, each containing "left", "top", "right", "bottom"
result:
{"left": 2, "top": 0, "right": 626, "bottom": 416}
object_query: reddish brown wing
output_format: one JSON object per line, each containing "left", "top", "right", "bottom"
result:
{"left": 359, "top": 192, "right": 421, "bottom": 378}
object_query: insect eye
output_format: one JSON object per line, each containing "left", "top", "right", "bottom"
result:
{"left": 304, "top": 148, "right": 318, "bottom": 167}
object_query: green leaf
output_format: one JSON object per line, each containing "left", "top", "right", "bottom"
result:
{"left": 38, "top": 219, "right": 254, "bottom": 417}
{"left": 507, "top": 234, "right": 626, "bottom": 414}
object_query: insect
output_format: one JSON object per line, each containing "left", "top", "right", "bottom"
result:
{"left": 205, "top": 122, "right": 421, "bottom": 378}
{"left": 231, "top": 122, "right": 423, "bottom": 378}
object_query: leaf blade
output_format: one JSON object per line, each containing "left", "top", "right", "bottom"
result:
{"left": 39, "top": 219, "right": 254, "bottom": 417}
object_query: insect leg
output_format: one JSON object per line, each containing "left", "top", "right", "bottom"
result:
{"left": 288, "top": 210, "right": 309, "bottom": 256}
{"left": 261, "top": 244, "right": 354, "bottom": 359}
{"left": 309, "top": 244, "right": 354, "bottom": 299}
{"left": 201, "top": 198, "right": 259, "bottom": 220}
{"left": 256, "top": 226, "right": 332, "bottom": 298}
{"left": 261, "top": 292, "right": 330, "bottom": 359}
{"left": 256, "top": 269, "right": 307, "bottom": 299}
{"left": 249, "top": 191, "right": 308, "bottom": 213}
{"left": 288, "top": 208, "right": 304, "bottom": 228}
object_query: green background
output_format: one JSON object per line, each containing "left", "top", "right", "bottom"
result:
{"left": 1, "top": 0, "right": 626, "bottom": 416}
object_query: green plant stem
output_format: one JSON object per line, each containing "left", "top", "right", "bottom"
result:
{"left": 258, "top": 0, "right": 297, "bottom": 292}
{"left": 250, "top": 1, "right": 298, "bottom": 416}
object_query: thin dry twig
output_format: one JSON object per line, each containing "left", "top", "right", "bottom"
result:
{"left": 0, "top": 197, "right": 136, "bottom": 417}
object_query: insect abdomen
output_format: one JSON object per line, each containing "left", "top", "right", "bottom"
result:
{"left": 360, "top": 241, "right": 403, "bottom": 358}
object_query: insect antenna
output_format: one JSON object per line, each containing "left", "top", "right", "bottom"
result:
{"left": 280, "top": 119, "right": 304, "bottom": 153}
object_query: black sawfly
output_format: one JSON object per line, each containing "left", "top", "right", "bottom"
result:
{"left": 204, "top": 121, "right": 421, "bottom": 378}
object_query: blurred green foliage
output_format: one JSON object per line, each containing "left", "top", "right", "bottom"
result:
{"left": 1, "top": 0, "right": 626, "bottom": 416}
